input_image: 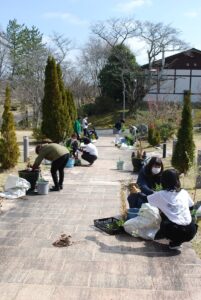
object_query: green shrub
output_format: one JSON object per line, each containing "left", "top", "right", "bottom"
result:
{"left": 172, "top": 91, "right": 195, "bottom": 174}
{"left": 32, "top": 127, "right": 46, "bottom": 141}
{"left": 148, "top": 124, "right": 155, "bottom": 145}
{"left": 0, "top": 86, "right": 20, "bottom": 169}
{"left": 158, "top": 123, "right": 175, "bottom": 141}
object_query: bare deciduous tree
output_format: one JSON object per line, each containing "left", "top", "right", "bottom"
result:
{"left": 65, "top": 66, "right": 95, "bottom": 107}
{"left": 78, "top": 37, "right": 110, "bottom": 97}
{"left": 91, "top": 17, "right": 140, "bottom": 47}
{"left": 49, "top": 31, "right": 73, "bottom": 64}
{"left": 0, "top": 33, "right": 9, "bottom": 78}
{"left": 138, "top": 21, "right": 188, "bottom": 69}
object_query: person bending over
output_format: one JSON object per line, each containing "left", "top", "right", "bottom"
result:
{"left": 148, "top": 169, "right": 197, "bottom": 250}
{"left": 127, "top": 156, "right": 163, "bottom": 208}
{"left": 81, "top": 137, "right": 98, "bottom": 166}
{"left": 32, "top": 143, "right": 69, "bottom": 191}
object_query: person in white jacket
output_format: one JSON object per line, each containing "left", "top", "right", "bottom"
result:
{"left": 82, "top": 116, "right": 91, "bottom": 137}
{"left": 147, "top": 169, "right": 197, "bottom": 250}
{"left": 81, "top": 137, "right": 98, "bottom": 166}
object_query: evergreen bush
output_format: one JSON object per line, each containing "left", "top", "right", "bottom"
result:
{"left": 41, "top": 56, "right": 67, "bottom": 142}
{"left": 0, "top": 86, "right": 20, "bottom": 169}
{"left": 172, "top": 90, "right": 195, "bottom": 174}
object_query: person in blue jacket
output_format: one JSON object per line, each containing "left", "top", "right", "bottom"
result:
{"left": 127, "top": 156, "right": 164, "bottom": 208}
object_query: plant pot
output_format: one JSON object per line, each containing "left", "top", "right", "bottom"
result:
{"left": 37, "top": 180, "right": 49, "bottom": 195}
{"left": 117, "top": 160, "right": 124, "bottom": 170}
{"left": 132, "top": 157, "right": 144, "bottom": 172}
{"left": 94, "top": 217, "right": 125, "bottom": 235}
{"left": 127, "top": 208, "right": 139, "bottom": 220}
{"left": 18, "top": 170, "right": 39, "bottom": 191}
{"left": 66, "top": 158, "right": 75, "bottom": 168}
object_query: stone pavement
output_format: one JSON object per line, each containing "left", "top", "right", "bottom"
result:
{"left": 0, "top": 136, "right": 201, "bottom": 300}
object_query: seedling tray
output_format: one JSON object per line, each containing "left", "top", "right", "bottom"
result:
{"left": 94, "top": 217, "right": 124, "bottom": 235}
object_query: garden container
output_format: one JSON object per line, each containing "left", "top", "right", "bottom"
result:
{"left": 94, "top": 217, "right": 125, "bottom": 235}
{"left": 66, "top": 158, "right": 75, "bottom": 168}
{"left": 132, "top": 157, "right": 144, "bottom": 172}
{"left": 37, "top": 180, "right": 49, "bottom": 195}
{"left": 117, "top": 160, "right": 124, "bottom": 170}
{"left": 18, "top": 169, "right": 39, "bottom": 191}
{"left": 127, "top": 208, "right": 139, "bottom": 220}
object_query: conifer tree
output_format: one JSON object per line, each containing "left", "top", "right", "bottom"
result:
{"left": 56, "top": 64, "right": 73, "bottom": 138}
{"left": 148, "top": 124, "right": 155, "bottom": 145}
{"left": 66, "top": 88, "right": 77, "bottom": 124}
{"left": 0, "top": 86, "right": 20, "bottom": 169}
{"left": 41, "top": 56, "right": 65, "bottom": 142}
{"left": 172, "top": 90, "right": 195, "bottom": 174}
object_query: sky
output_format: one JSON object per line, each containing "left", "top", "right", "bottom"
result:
{"left": 0, "top": 0, "right": 201, "bottom": 64}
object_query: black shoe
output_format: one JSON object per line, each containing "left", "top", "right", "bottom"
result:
{"left": 169, "top": 241, "right": 182, "bottom": 250}
{"left": 154, "top": 229, "right": 165, "bottom": 240}
{"left": 59, "top": 185, "right": 63, "bottom": 190}
{"left": 50, "top": 186, "right": 60, "bottom": 192}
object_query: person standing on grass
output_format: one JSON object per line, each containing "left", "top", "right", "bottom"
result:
{"left": 32, "top": 143, "right": 69, "bottom": 191}
{"left": 148, "top": 169, "right": 197, "bottom": 250}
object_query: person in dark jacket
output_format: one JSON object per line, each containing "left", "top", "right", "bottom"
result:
{"left": 127, "top": 156, "right": 164, "bottom": 208}
{"left": 66, "top": 133, "right": 80, "bottom": 158}
{"left": 114, "top": 119, "right": 125, "bottom": 134}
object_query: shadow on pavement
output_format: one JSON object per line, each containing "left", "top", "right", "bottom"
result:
{"left": 85, "top": 234, "right": 180, "bottom": 257}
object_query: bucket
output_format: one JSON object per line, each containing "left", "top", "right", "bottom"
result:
{"left": 37, "top": 181, "right": 49, "bottom": 195}
{"left": 127, "top": 208, "right": 139, "bottom": 220}
{"left": 117, "top": 160, "right": 124, "bottom": 170}
{"left": 66, "top": 158, "right": 75, "bottom": 168}
{"left": 18, "top": 170, "right": 39, "bottom": 191}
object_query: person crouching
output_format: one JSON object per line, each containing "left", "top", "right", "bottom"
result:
{"left": 81, "top": 137, "right": 98, "bottom": 166}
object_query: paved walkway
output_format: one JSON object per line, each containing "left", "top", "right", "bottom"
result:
{"left": 0, "top": 136, "right": 201, "bottom": 300}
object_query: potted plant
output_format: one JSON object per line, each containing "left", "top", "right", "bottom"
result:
{"left": 131, "top": 138, "right": 147, "bottom": 172}
{"left": 94, "top": 184, "right": 127, "bottom": 235}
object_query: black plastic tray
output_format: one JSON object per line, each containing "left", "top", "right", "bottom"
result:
{"left": 94, "top": 217, "right": 124, "bottom": 235}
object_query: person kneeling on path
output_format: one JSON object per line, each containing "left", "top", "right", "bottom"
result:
{"left": 81, "top": 137, "right": 98, "bottom": 166}
{"left": 32, "top": 143, "right": 69, "bottom": 191}
{"left": 148, "top": 169, "right": 198, "bottom": 250}
{"left": 127, "top": 156, "right": 163, "bottom": 208}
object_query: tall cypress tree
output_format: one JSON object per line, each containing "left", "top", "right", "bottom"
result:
{"left": 0, "top": 86, "right": 20, "bottom": 169}
{"left": 172, "top": 90, "right": 195, "bottom": 174}
{"left": 41, "top": 56, "right": 65, "bottom": 142}
{"left": 66, "top": 88, "right": 77, "bottom": 125}
{"left": 56, "top": 64, "right": 73, "bottom": 138}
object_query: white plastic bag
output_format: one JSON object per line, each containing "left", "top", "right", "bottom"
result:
{"left": 0, "top": 175, "right": 30, "bottom": 199}
{"left": 123, "top": 203, "right": 161, "bottom": 240}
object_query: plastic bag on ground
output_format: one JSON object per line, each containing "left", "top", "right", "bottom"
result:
{"left": 123, "top": 203, "right": 161, "bottom": 240}
{"left": 0, "top": 175, "right": 30, "bottom": 199}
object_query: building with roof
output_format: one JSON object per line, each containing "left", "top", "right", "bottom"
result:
{"left": 142, "top": 48, "right": 201, "bottom": 103}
